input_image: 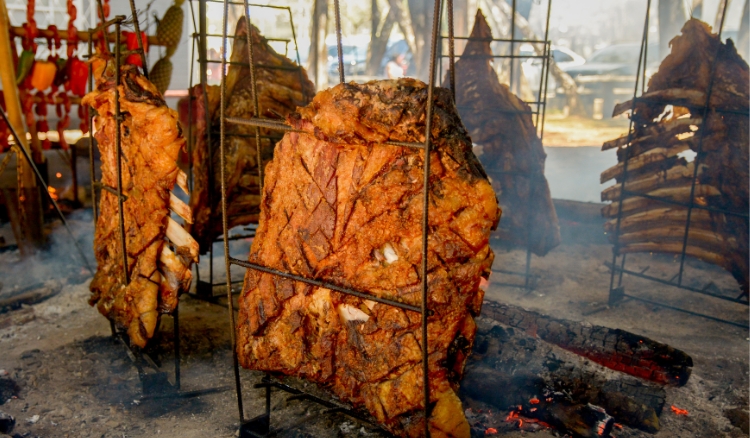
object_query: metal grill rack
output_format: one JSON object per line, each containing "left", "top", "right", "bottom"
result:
{"left": 437, "top": 0, "right": 554, "bottom": 290}
{"left": 85, "top": 3, "right": 228, "bottom": 399}
{"left": 185, "top": 0, "right": 307, "bottom": 304}
{"left": 208, "top": 0, "right": 459, "bottom": 435}
{"left": 603, "top": 0, "right": 749, "bottom": 328}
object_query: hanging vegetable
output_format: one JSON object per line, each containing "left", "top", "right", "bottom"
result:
{"left": 123, "top": 31, "right": 149, "bottom": 67}
{"left": 34, "top": 91, "right": 50, "bottom": 149}
{"left": 156, "top": 0, "right": 185, "bottom": 47}
{"left": 30, "top": 61, "right": 57, "bottom": 91}
{"left": 16, "top": 50, "right": 35, "bottom": 85}
{"left": 66, "top": 0, "right": 78, "bottom": 58}
{"left": 22, "top": 0, "right": 38, "bottom": 53}
{"left": 150, "top": 57, "right": 173, "bottom": 95}
{"left": 67, "top": 58, "right": 88, "bottom": 97}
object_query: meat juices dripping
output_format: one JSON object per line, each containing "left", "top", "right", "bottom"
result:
{"left": 443, "top": 10, "right": 561, "bottom": 256}
{"left": 185, "top": 16, "right": 315, "bottom": 253}
{"left": 84, "top": 56, "right": 198, "bottom": 348}
{"left": 237, "top": 79, "right": 501, "bottom": 437}
{"left": 601, "top": 19, "right": 749, "bottom": 294}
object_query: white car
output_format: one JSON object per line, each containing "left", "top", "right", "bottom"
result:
{"left": 520, "top": 45, "right": 585, "bottom": 99}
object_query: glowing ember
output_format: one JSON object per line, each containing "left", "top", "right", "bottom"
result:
{"left": 614, "top": 423, "right": 623, "bottom": 429}
{"left": 47, "top": 186, "right": 58, "bottom": 200}
{"left": 671, "top": 405, "right": 689, "bottom": 416}
{"left": 530, "top": 397, "right": 540, "bottom": 404}
{"left": 484, "top": 427, "right": 498, "bottom": 435}
{"left": 55, "top": 172, "right": 62, "bottom": 178}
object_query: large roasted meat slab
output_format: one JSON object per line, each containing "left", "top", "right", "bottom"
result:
{"left": 444, "top": 10, "right": 560, "bottom": 255}
{"left": 237, "top": 79, "right": 501, "bottom": 437}
{"left": 84, "top": 59, "right": 198, "bottom": 348}
{"left": 602, "top": 19, "right": 749, "bottom": 293}
{"left": 186, "top": 17, "right": 315, "bottom": 252}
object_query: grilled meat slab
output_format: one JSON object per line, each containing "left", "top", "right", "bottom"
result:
{"left": 237, "top": 79, "right": 500, "bottom": 437}
{"left": 84, "top": 59, "right": 198, "bottom": 348}
{"left": 444, "top": 10, "right": 560, "bottom": 256}
{"left": 186, "top": 17, "right": 315, "bottom": 252}
{"left": 602, "top": 19, "right": 749, "bottom": 293}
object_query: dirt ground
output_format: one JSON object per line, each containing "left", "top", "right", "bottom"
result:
{"left": 542, "top": 114, "right": 631, "bottom": 147}
{"left": 0, "top": 201, "right": 747, "bottom": 438}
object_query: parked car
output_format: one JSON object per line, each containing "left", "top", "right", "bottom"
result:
{"left": 564, "top": 43, "right": 659, "bottom": 118}
{"left": 326, "top": 43, "right": 368, "bottom": 83}
{"left": 520, "top": 44, "right": 585, "bottom": 100}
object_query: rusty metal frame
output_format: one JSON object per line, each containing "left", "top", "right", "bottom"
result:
{"left": 206, "top": 0, "right": 456, "bottom": 435}
{"left": 604, "top": 0, "right": 749, "bottom": 328}
{"left": 437, "top": 0, "right": 554, "bottom": 291}
{"left": 86, "top": 4, "right": 228, "bottom": 399}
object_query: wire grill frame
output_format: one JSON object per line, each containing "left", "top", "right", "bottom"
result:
{"left": 207, "top": 0, "right": 461, "bottom": 435}
{"left": 604, "top": 0, "right": 749, "bottom": 327}
{"left": 437, "top": 0, "right": 554, "bottom": 291}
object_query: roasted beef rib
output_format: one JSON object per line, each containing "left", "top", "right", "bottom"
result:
{"left": 444, "top": 10, "right": 560, "bottom": 255}
{"left": 236, "top": 79, "right": 501, "bottom": 437}
{"left": 186, "top": 17, "right": 315, "bottom": 252}
{"left": 85, "top": 59, "right": 198, "bottom": 348}
{"left": 601, "top": 19, "right": 749, "bottom": 293}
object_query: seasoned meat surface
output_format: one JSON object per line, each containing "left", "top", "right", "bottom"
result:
{"left": 187, "top": 17, "right": 315, "bottom": 252}
{"left": 84, "top": 58, "right": 198, "bottom": 348}
{"left": 237, "top": 79, "right": 500, "bottom": 437}
{"left": 602, "top": 19, "right": 749, "bottom": 293}
{"left": 444, "top": 10, "right": 560, "bottom": 255}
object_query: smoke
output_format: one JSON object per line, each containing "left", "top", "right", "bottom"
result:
{"left": 0, "top": 209, "right": 95, "bottom": 295}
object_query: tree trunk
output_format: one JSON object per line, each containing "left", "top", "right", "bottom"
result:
{"left": 691, "top": 0, "right": 703, "bottom": 19}
{"left": 308, "top": 0, "right": 329, "bottom": 90}
{"left": 485, "top": 0, "right": 586, "bottom": 115}
{"left": 659, "top": 0, "right": 689, "bottom": 60}
{"left": 406, "top": 0, "right": 433, "bottom": 80}
{"left": 366, "top": 6, "right": 397, "bottom": 76}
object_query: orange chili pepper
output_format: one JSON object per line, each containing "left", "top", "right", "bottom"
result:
{"left": 30, "top": 61, "right": 57, "bottom": 91}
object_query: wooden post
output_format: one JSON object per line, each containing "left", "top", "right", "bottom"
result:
{"left": 0, "top": 0, "right": 45, "bottom": 255}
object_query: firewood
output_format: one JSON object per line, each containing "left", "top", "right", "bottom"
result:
{"left": 480, "top": 301, "right": 693, "bottom": 386}
{"left": 461, "top": 316, "right": 667, "bottom": 434}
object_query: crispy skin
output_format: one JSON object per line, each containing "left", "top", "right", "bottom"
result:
{"left": 186, "top": 17, "right": 315, "bottom": 252}
{"left": 601, "top": 19, "right": 749, "bottom": 293}
{"left": 237, "top": 79, "right": 500, "bottom": 437}
{"left": 443, "top": 10, "right": 560, "bottom": 255}
{"left": 84, "top": 60, "right": 196, "bottom": 348}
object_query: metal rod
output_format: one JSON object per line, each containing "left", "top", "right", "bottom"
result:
{"left": 204, "top": 59, "right": 302, "bottom": 71}
{"left": 621, "top": 293, "right": 747, "bottom": 328}
{"left": 115, "top": 20, "right": 130, "bottom": 286}
{"left": 94, "top": 181, "right": 128, "bottom": 199}
{"left": 220, "top": 0, "right": 245, "bottom": 423}
{"left": 537, "top": 0, "right": 553, "bottom": 134}
{"left": 225, "top": 116, "right": 426, "bottom": 149}
{"left": 509, "top": 0, "right": 517, "bottom": 94}
{"left": 606, "top": 262, "right": 748, "bottom": 304}
{"left": 421, "top": 0, "right": 444, "bottom": 433}
{"left": 129, "top": 0, "right": 149, "bottom": 78}
{"left": 95, "top": 1, "right": 112, "bottom": 52}
{"left": 88, "top": 38, "right": 98, "bottom": 222}
{"left": 242, "top": 0, "right": 264, "bottom": 206}
{"left": 174, "top": 302, "right": 181, "bottom": 390}
{"left": 0, "top": 108, "right": 94, "bottom": 276}
{"left": 187, "top": 33, "right": 196, "bottom": 193}
{"left": 228, "top": 257, "right": 423, "bottom": 313}
{"left": 447, "top": 0, "right": 455, "bottom": 101}
{"left": 333, "top": 0, "right": 345, "bottom": 84}
{"left": 677, "top": 0, "right": 728, "bottom": 286}
{"left": 608, "top": 0, "right": 651, "bottom": 296}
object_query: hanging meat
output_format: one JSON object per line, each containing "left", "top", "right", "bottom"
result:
{"left": 84, "top": 57, "right": 198, "bottom": 348}
{"left": 186, "top": 16, "right": 315, "bottom": 252}
{"left": 236, "top": 79, "right": 501, "bottom": 437}
{"left": 443, "top": 10, "right": 560, "bottom": 256}
{"left": 601, "top": 18, "right": 749, "bottom": 294}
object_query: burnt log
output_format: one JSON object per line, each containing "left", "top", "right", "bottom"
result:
{"left": 460, "top": 317, "right": 666, "bottom": 435}
{"left": 481, "top": 301, "right": 693, "bottom": 386}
